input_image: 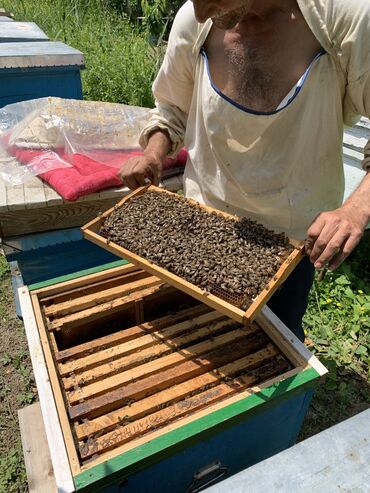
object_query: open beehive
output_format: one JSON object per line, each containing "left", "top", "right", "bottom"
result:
{"left": 82, "top": 186, "right": 305, "bottom": 324}
{"left": 20, "top": 263, "right": 326, "bottom": 492}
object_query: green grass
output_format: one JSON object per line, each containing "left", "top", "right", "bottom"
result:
{"left": 0, "top": 257, "right": 36, "bottom": 493}
{"left": 300, "top": 234, "right": 370, "bottom": 438}
{"left": 0, "top": 445, "right": 28, "bottom": 493}
{"left": 304, "top": 235, "right": 370, "bottom": 377}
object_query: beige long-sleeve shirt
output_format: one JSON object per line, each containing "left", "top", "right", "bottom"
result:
{"left": 140, "top": 0, "right": 370, "bottom": 239}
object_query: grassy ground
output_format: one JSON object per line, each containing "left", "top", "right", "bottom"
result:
{"left": 299, "top": 232, "right": 370, "bottom": 438}
{"left": 0, "top": 235, "right": 369, "bottom": 492}
{"left": 0, "top": 259, "right": 37, "bottom": 493}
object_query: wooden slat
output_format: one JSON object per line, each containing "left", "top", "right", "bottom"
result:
{"left": 18, "top": 288, "right": 76, "bottom": 491}
{"left": 62, "top": 316, "right": 238, "bottom": 389}
{"left": 69, "top": 331, "right": 269, "bottom": 420}
{"left": 43, "top": 182, "right": 62, "bottom": 206}
{"left": 29, "top": 293, "right": 81, "bottom": 477}
{"left": 40, "top": 268, "right": 147, "bottom": 306}
{"left": 18, "top": 402, "right": 57, "bottom": 493}
{"left": 44, "top": 276, "right": 161, "bottom": 318}
{"left": 80, "top": 365, "right": 304, "bottom": 470}
{"left": 59, "top": 310, "right": 226, "bottom": 377}
{"left": 55, "top": 304, "right": 211, "bottom": 363}
{"left": 48, "top": 283, "right": 171, "bottom": 331}
{"left": 0, "top": 197, "right": 120, "bottom": 236}
{"left": 24, "top": 176, "right": 47, "bottom": 209}
{"left": 67, "top": 325, "right": 260, "bottom": 404}
{"left": 258, "top": 306, "right": 328, "bottom": 376}
{"left": 6, "top": 183, "right": 26, "bottom": 211}
{"left": 79, "top": 354, "right": 288, "bottom": 459}
{"left": 75, "top": 345, "right": 282, "bottom": 440}
{"left": 34, "top": 263, "right": 139, "bottom": 298}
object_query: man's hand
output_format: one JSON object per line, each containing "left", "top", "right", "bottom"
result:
{"left": 119, "top": 129, "right": 172, "bottom": 190}
{"left": 305, "top": 206, "right": 366, "bottom": 271}
{"left": 119, "top": 153, "right": 163, "bottom": 190}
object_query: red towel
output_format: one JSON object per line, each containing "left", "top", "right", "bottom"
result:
{"left": 8, "top": 147, "right": 187, "bottom": 201}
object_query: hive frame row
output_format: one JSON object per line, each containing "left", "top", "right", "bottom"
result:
{"left": 19, "top": 263, "right": 327, "bottom": 492}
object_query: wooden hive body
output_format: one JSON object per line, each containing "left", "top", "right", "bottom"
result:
{"left": 19, "top": 264, "right": 326, "bottom": 493}
{"left": 0, "top": 41, "right": 84, "bottom": 108}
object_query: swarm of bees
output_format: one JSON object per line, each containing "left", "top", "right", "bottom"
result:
{"left": 100, "top": 191, "right": 293, "bottom": 309}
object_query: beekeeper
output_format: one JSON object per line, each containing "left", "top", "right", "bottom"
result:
{"left": 120, "top": 0, "right": 370, "bottom": 340}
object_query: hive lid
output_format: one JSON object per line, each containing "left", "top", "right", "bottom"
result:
{"left": 0, "top": 16, "right": 14, "bottom": 22}
{"left": 0, "top": 41, "right": 84, "bottom": 69}
{"left": 0, "top": 22, "right": 48, "bottom": 41}
{"left": 82, "top": 186, "right": 305, "bottom": 324}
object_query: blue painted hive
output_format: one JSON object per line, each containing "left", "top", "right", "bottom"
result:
{"left": 0, "top": 41, "right": 84, "bottom": 107}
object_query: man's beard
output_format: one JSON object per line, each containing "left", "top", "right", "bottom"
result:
{"left": 225, "top": 43, "right": 277, "bottom": 111}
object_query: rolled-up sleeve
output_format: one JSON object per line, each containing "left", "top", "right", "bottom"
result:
{"left": 347, "top": 74, "right": 370, "bottom": 171}
{"left": 328, "top": 0, "right": 370, "bottom": 171}
{"left": 139, "top": 1, "right": 199, "bottom": 156}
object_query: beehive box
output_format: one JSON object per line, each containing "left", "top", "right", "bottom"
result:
{"left": 0, "top": 41, "right": 84, "bottom": 107}
{"left": 19, "top": 263, "right": 326, "bottom": 493}
{"left": 82, "top": 185, "right": 305, "bottom": 324}
{"left": 0, "top": 22, "right": 48, "bottom": 42}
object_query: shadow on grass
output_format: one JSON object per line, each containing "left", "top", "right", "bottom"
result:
{"left": 299, "top": 357, "right": 370, "bottom": 441}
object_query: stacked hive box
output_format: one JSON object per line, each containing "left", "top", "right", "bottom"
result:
{"left": 0, "top": 17, "right": 84, "bottom": 107}
{"left": 20, "top": 263, "right": 326, "bottom": 493}
{"left": 0, "top": 41, "right": 84, "bottom": 107}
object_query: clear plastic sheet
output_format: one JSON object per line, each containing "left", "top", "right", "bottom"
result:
{"left": 0, "top": 97, "right": 150, "bottom": 184}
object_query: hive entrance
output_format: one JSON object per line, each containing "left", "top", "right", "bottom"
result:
{"left": 37, "top": 266, "right": 295, "bottom": 466}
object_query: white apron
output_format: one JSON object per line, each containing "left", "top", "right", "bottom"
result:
{"left": 183, "top": 49, "right": 346, "bottom": 240}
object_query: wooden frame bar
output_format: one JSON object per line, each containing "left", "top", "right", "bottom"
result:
{"left": 82, "top": 185, "right": 305, "bottom": 324}
{"left": 18, "top": 287, "right": 77, "bottom": 492}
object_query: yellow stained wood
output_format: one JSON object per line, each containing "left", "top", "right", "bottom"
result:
{"left": 48, "top": 284, "right": 169, "bottom": 331}
{"left": 34, "top": 264, "right": 139, "bottom": 298}
{"left": 44, "top": 276, "right": 161, "bottom": 318}
{"left": 55, "top": 304, "right": 210, "bottom": 363}
{"left": 62, "top": 317, "right": 237, "bottom": 390}
{"left": 79, "top": 348, "right": 285, "bottom": 460}
{"left": 30, "top": 295, "right": 81, "bottom": 476}
{"left": 69, "top": 331, "right": 268, "bottom": 420}
{"left": 67, "top": 325, "right": 257, "bottom": 404}
{"left": 79, "top": 365, "right": 303, "bottom": 470}
{"left": 39, "top": 268, "right": 147, "bottom": 305}
{"left": 59, "top": 310, "right": 226, "bottom": 377}
{"left": 75, "top": 344, "right": 280, "bottom": 440}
